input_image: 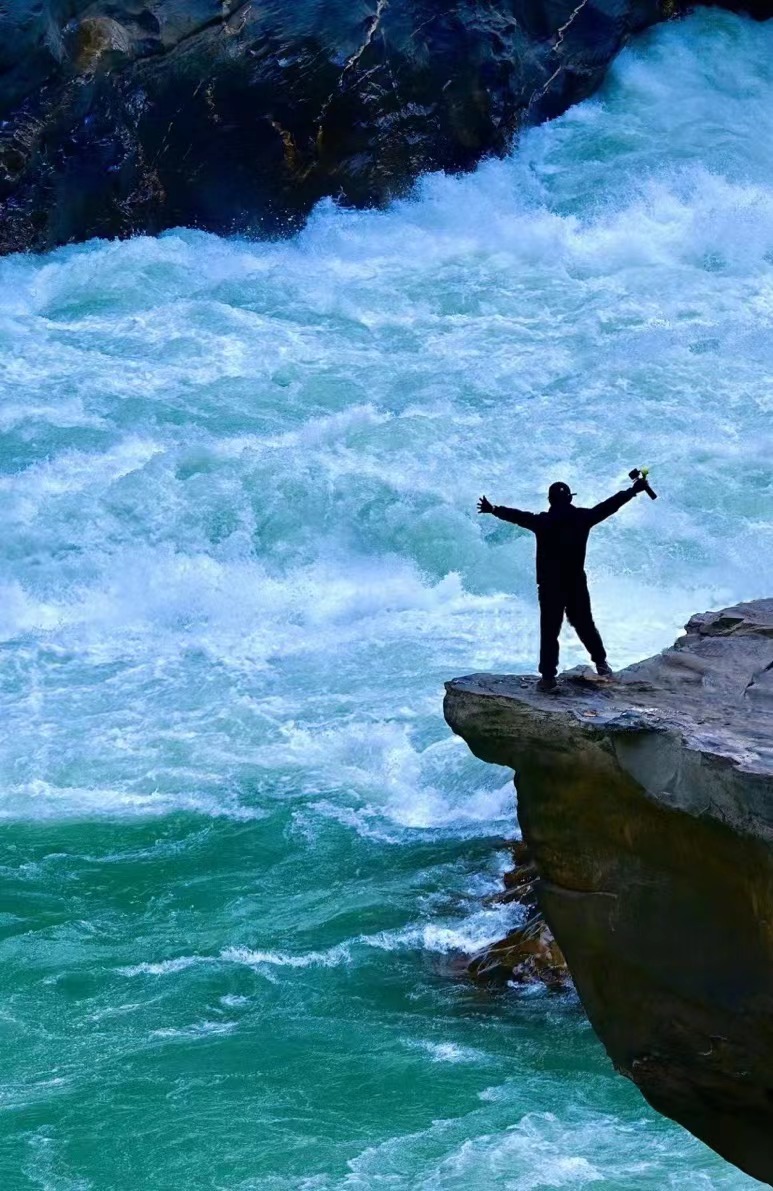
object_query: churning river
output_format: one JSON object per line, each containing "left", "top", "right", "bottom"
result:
{"left": 1, "top": 9, "right": 772, "bottom": 1188}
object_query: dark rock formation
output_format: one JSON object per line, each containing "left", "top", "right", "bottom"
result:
{"left": 1, "top": 0, "right": 770, "bottom": 254}
{"left": 444, "top": 599, "right": 773, "bottom": 1185}
{"left": 469, "top": 839, "right": 570, "bottom": 989}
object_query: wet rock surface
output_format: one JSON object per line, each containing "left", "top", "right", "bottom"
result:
{"left": 2, "top": 0, "right": 771, "bottom": 253}
{"left": 469, "top": 839, "right": 570, "bottom": 990}
{"left": 445, "top": 600, "right": 773, "bottom": 1185}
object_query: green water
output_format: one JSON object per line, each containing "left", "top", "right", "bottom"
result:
{"left": 1, "top": 9, "right": 771, "bottom": 1187}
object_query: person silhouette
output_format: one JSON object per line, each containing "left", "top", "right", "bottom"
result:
{"left": 478, "top": 476, "right": 649, "bottom": 691}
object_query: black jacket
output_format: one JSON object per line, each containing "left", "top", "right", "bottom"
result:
{"left": 492, "top": 488, "right": 636, "bottom": 587}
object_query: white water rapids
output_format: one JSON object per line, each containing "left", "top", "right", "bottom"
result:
{"left": 0, "top": 8, "right": 769, "bottom": 1188}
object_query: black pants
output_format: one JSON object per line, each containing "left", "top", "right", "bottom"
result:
{"left": 538, "top": 578, "right": 607, "bottom": 679}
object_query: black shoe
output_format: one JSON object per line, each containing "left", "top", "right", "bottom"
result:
{"left": 537, "top": 677, "right": 557, "bottom": 693}
{"left": 596, "top": 661, "right": 614, "bottom": 679}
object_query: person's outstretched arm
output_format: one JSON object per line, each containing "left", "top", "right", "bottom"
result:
{"left": 478, "top": 495, "right": 538, "bottom": 531}
{"left": 587, "top": 478, "right": 647, "bottom": 526}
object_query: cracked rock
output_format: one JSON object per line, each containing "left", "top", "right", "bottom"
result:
{"left": 3, "top": 0, "right": 773, "bottom": 252}
{"left": 445, "top": 599, "right": 773, "bottom": 1185}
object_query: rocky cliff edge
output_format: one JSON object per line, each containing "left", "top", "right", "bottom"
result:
{"left": 444, "top": 599, "right": 773, "bottom": 1185}
{"left": 3, "top": 0, "right": 773, "bottom": 253}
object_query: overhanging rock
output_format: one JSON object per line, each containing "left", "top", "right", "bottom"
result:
{"left": 445, "top": 599, "right": 773, "bottom": 1185}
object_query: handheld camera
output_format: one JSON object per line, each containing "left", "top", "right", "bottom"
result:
{"left": 629, "top": 467, "right": 657, "bottom": 500}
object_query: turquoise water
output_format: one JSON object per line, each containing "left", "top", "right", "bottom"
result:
{"left": 1, "top": 9, "right": 772, "bottom": 1187}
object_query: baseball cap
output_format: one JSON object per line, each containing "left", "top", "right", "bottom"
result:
{"left": 548, "top": 481, "right": 576, "bottom": 504}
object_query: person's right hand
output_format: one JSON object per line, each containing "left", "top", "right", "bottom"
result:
{"left": 632, "top": 477, "right": 648, "bottom": 495}
{"left": 478, "top": 495, "right": 493, "bottom": 514}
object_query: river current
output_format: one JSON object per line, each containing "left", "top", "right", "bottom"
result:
{"left": 1, "top": 9, "right": 771, "bottom": 1188}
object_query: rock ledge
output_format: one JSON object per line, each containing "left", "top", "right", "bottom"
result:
{"left": 445, "top": 600, "right": 773, "bottom": 1185}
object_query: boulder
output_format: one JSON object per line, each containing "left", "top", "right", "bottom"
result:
{"left": 444, "top": 599, "right": 773, "bottom": 1185}
{"left": 469, "top": 839, "right": 570, "bottom": 989}
{"left": 2, "top": 0, "right": 772, "bottom": 254}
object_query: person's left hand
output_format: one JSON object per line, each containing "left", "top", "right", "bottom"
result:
{"left": 632, "top": 477, "right": 648, "bottom": 494}
{"left": 478, "top": 495, "right": 493, "bottom": 514}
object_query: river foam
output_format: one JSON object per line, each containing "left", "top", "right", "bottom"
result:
{"left": 0, "top": 9, "right": 769, "bottom": 1188}
{"left": 4, "top": 81, "right": 773, "bottom": 818}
